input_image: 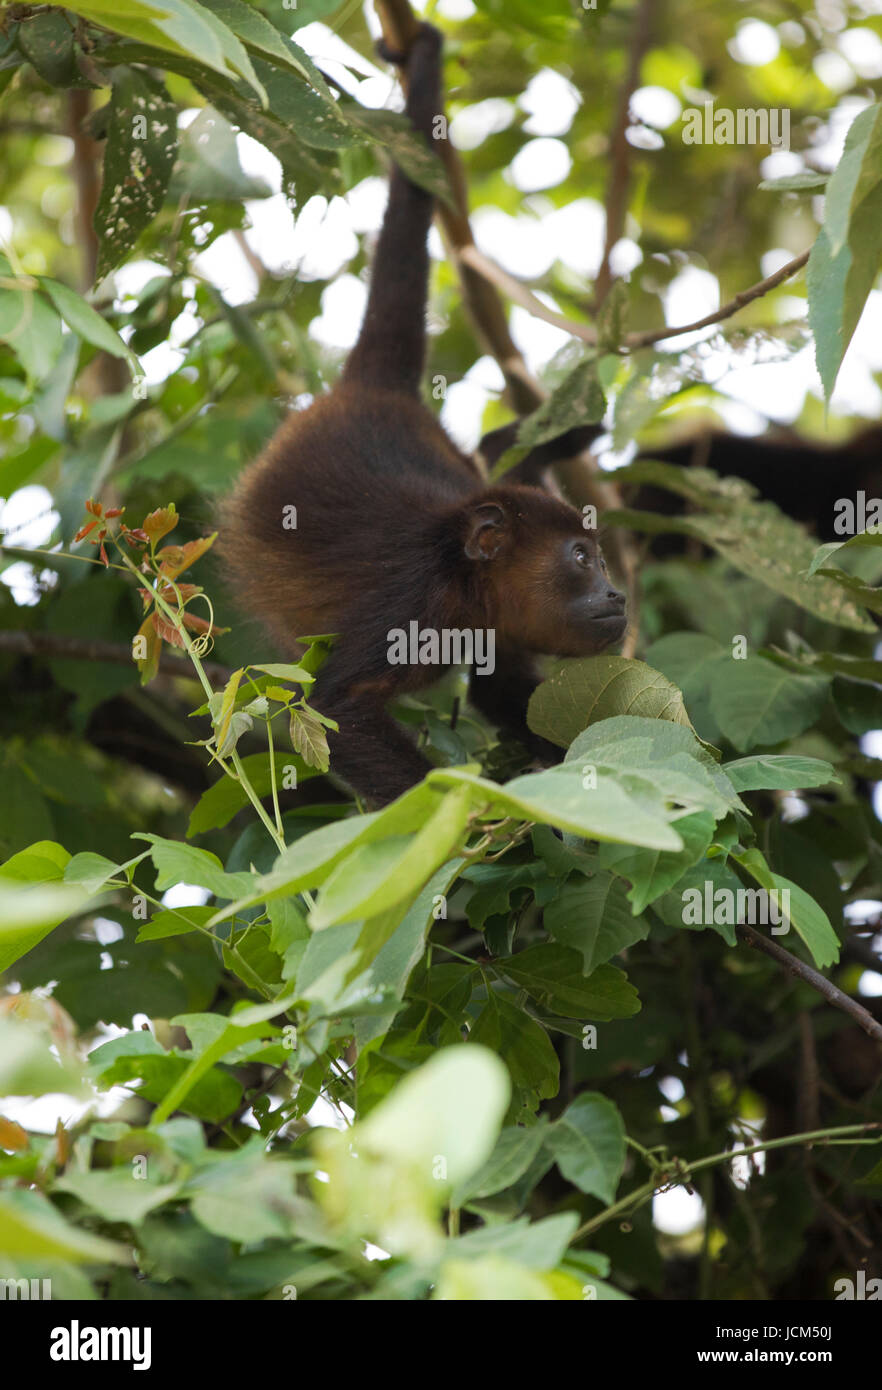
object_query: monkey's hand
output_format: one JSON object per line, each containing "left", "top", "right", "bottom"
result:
{"left": 376, "top": 20, "right": 441, "bottom": 68}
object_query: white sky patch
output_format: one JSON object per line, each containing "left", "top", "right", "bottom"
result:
{"left": 609, "top": 237, "right": 643, "bottom": 277}
{"left": 814, "top": 49, "right": 860, "bottom": 93}
{"left": 93, "top": 917, "right": 124, "bottom": 946}
{"left": 659, "top": 1075, "right": 685, "bottom": 1102}
{"left": 859, "top": 971, "right": 882, "bottom": 996}
{"left": 441, "top": 378, "right": 489, "bottom": 452}
{"left": 0, "top": 1087, "right": 133, "bottom": 1133}
{"left": 838, "top": 25, "right": 882, "bottom": 76}
{"left": 305, "top": 1091, "right": 354, "bottom": 1130}
{"left": 759, "top": 148, "right": 805, "bottom": 179}
{"left": 653, "top": 1187, "right": 704, "bottom": 1235}
{"left": 543, "top": 198, "right": 606, "bottom": 277}
{"left": 728, "top": 18, "right": 781, "bottom": 66}
{"left": 510, "top": 303, "right": 571, "bottom": 374}
{"left": 346, "top": 175, "right": 388, "bottom": 234}
{"left": 661, "top": 265, "right": 720, "bottom": 345}
{"left": 161, "top": 883, "right": 211, "bottom": 909}
{"left": 630, "top": 85, "right": 682, "bottom": 130}
{"left": 0, "top": 484, "right": 58, "bottom": 547}
{"left": 520, "top": 69, "right": 581, "bottom": 137}
{"left": 310, "top": 273, "right": 367, "bottom": 350}
{"left": 508, "top": 137, "right": 572, "bottom": 193}
{"left": 472, "top": 206, "right": 555, "bottom": 278}
{"left": 626, "top": 124, "right": 664, "bottom": 151}
{"left": 436, "top": 0, "right": 476, "bottom": 17}
{"left": 449, "top": 98, "right": 515, "bottom": 152}
{"left": 194, "top": 232, "right": 259, "bottom": 305}
{"left": 294, "top": 22, "right": 386, "bottom": 87}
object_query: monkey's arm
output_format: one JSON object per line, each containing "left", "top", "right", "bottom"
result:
{"left": 322, "top": 696, "right": 435, "bottom": 806}
{"left": 477, "top": 422, "right": 603, "bottom": 486}
{"left": 310, "top": 639, "right": 435, "bottom": 806}
{"left": 468, "top": 653, "right": 561, "bottom": 764}
{"left": 341, "top": 23, "right": 444, "bottom": 397}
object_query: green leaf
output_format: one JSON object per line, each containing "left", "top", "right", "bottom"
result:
{"left": 55, "top": 1169, "right": 181, "bottom": 1225}
{"left": 428, "top": 764, "right": 686, "bottom": 851}
{"left": 454, "top": 1123, "right": 550, "bottom": 1205}
{"left": 358, "top": 1045, "right": 511, "bottom": 1188}
{"left": 544, "top": 1092, "right": 626, "bottom": 1204}
{"left": 199, "top": 0, "right": 332, "bottom": 96}
{"left": 135, "top": 834, "right": 253, "bottom": 901}
{"left": 0, "top": 1189, "right": 129, "bottom": 1264}
{"left": 0, "top": 1017, "right": 86, "bottom": 1097}
{"left": 823, "top": 103, "right": 882, "bottom": 258}
{"left": 451, "top": 1211, "right": 579, "bottom": 1270}
{"left": 93, "top": 69, "right": 179, "bottom": 281}
{"left": 528, "top": 655, "right": 695, "bottom": 749}
{"left": 310, "top": 786, "right": 471, "bottom": 928}
{"left": 597, "top": 810, "right": 716, "bottom": 914}
{"left": 500, "top": 943, "right": 640, "bottom": 1021}
{"left": 63, "top": 0, "right": 266, "bottom": 100}
{"left": 709, "top": 659, "right": 829, "bottom": 752}
{"left": 136, "top": 904, "right": 215, "bottom": 942}
{"left": 723, "top": 754, "right": 838, "bottom": 792}
{"left": 63, "top": 852, "right": 123, "bottom": 893}
{"left": 811, "top": 173, "right": 882, "bottom": 403}
{"left": 808, "top": 529, "right": 882, "bottom": 577}
{"left": 0, "top": 881, "right": 89, "bottom": 973}
{"left": 0, "top": 284, "right": 63, "bottom": 380}
{"left": 608, "top": 461, "right": 876, "bottom": 631}
{"left": 493, "top": 353, "right": 605, "bottom": 479}
{"left": 289, "top": 705, "right": 330, "bottom": 772}
{"left": 40, "top": 277, "right": 133, "bottom": 360}
{"left": 733, "top": 849, "right": 841, "bottom": 969}
{"left": 188, "top": 752, "right": 313, "bottom": 835}
{"left": 544, "top": 872, "right": 649, "bottom": 971}
{"left": 469, "top": 995, "right": 560, "bottom": 1108}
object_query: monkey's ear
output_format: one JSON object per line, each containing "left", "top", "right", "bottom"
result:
{"left": 464, "top": 502, "right": 507, "bottom": 560}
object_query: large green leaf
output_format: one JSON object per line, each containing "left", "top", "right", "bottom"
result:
{"left": 608, "top": 461, "right": 875, "bottom": 631}
{"left": 93, "top": 69, "right": 179, "bottom": 281}
{"left": 528, "top": 655, "right": 695, "bottom": 749}
{"left": 543, "top": 1093, "right": 626, "bottom": 1204}
{"left": 807, "top": 103, "right": 882, "bottom": 400}
{"left": 500, "top": 943, "right": 640, "bottom": 1021}
{"left": 63, "top": 0, "right": 266, "bottom": 99}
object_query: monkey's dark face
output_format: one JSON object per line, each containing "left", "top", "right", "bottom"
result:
{"left": 554, "top": 536, "right": 627, "bottom": 654}
{"left": 461, "top": 493, "right": 626, "bottom": 656}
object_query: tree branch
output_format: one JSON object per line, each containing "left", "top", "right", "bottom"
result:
{"left": 593, "top": 0, "right": 656, "bottom": 308}
{"left": 624, "top": 249, "right": 811, "bottom": 349}
{"left": 736, "top": 922, "right": 882, "bottom": 1045}
{"left": 0, "top": 628, "right": 233, "bottom": 688}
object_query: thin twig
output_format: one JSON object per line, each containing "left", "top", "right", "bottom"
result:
{"left": 457, "top": 244, "right": 595, "bottom": 343}
{"left": 0, "top": 627, "right": 233, "bottom": 687}
{"left": 625, "top": 249, "right": 811, "bottom": 348}
{"left": 736, "top": 922, "right": 882, "bottom": 1044}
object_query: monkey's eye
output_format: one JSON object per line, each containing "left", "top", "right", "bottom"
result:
{"left": 572, "top": 544, "right": 591, "bottom": 567}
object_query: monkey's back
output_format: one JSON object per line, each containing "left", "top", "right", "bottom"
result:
{"left": 217, "top": 386, "right": 481, "bottom": 652}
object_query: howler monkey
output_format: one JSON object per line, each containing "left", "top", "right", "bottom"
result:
{"left": 220, "top": 23, "right": 626, "bottom": 806}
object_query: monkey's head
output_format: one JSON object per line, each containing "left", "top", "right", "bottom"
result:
{"left": 458, "top": 485, "right": 627, "bottom": 656}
